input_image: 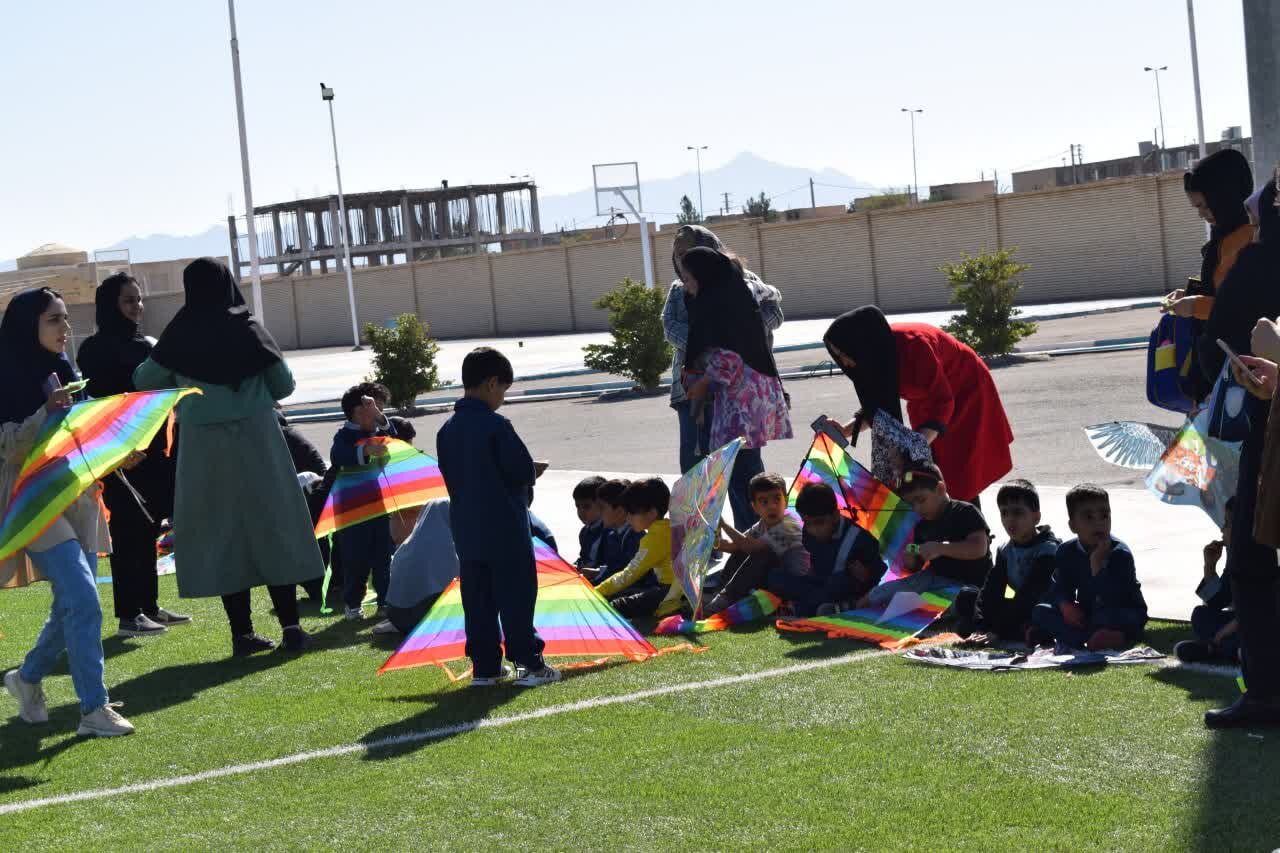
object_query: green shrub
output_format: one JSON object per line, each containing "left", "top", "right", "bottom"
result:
{"left": 583, "top": 278, "right": 672, "bottom": 391}
{"left": 364, "top": 313, "right": 442, "bottom": 412}
{"left": 940, "top": 248, "right": 1037, "bottom": 357}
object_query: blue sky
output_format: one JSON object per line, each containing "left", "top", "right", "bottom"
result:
{"left": 0, "top": 0, "right": 1251, "bottom": 261}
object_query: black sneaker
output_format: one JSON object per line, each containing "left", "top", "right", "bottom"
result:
{"left": 118, "top": 614, "right": 167, "bottom": 637}
{"left": 148, "top": 607, "right": 193, "bottom": 626}
{"left": 952, "top": 588, "right": 979, "bottom": 638}
{"left": 232, "top": 633, "right": 277, "bottom": 657}
{"left": 281, "top": 626, "right": 313, "bottom": 653}
{"left": 1174, "top": 640, "right": 1214, "bottom": 663}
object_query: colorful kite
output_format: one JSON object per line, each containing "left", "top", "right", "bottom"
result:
{"left": 670, "top": 437, "right": 742, "bottom": 617}
{"left": 787, "top": 431, "right": 920, "bottom": 580}
{"left": 314, "top": 437, "right": 446, "bottom": 539}
{"left": 776, "top": 585, "right": 961, "bottom": 649}
{"left": 654, "top": 589, "right": 781, "bottom": 635}
{"left": 0, "top": 388, "right": 199, "bottom": 562}
{"left": 380, "top": 539, "right": 696, "bottom": 679}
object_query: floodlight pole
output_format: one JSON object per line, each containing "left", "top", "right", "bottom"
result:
{"left": 227, "top": 0, "right": 265, "bottom": 326}
{"left": 613, "top": 190, "right": 656, "bottom": 288}
{"left": 321, "top": 82, "right": 361, "bottom": 351}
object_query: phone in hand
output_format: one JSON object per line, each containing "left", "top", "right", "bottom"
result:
{"left": 810, "top": 414, "right": 849, "bottom": 448}
{"left": 1217, "top": 338, "right": 1262, "bottom": 385}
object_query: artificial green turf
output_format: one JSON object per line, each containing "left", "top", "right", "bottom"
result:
{"left": 0, "top": 576, "right": 1275, "bottom": 852}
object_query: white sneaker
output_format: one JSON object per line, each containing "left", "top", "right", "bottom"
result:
{"left": 513, "top": 665, "right": 562, "bottom": 688}
{"left": 4, "top": 670, "right": 48, "bottom": 724}
{"left": 469, "top": 663, "right": 516, "bottom": 688}
{"left": 344, "top": 607, "right": 364, "bottom": 622}
{"left": 77, "top": 703, "right": 135, "bottom": 737}
{"left": 371, "top": 619, "right": 400, "bottom": 635}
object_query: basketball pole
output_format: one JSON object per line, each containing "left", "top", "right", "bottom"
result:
{"left": 613, "top": 190, "right": 656, "bottom": 288}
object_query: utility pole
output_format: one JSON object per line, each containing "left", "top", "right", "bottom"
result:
{"left": 226, "top": 0, "right": 264, "bottom": 325}
{"left": 686, "top": 145, "right": 707, "bottom": 219}
{"left": 809, "top": 177, "right": 816, "bottom": 209}
{"left": 1144, "top": 65, "right": 1169, "bottom": 170}
{"left": 321, "top": 82, "right": 361, "bottom": 351}
{"left": 1069, "top": 145, "right": 1076, "bottom": 184}
{"left": 901, "top": 107, "right": 923, "bottom": 203}
{"left": 721, "top": 191, "right": 731, "bottom": 216}
{"left": 1186, "top": 0, "right": 1207, "bottom": 160}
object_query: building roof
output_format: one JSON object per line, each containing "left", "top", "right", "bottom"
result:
{"left": 16, "top": 243, "right": 88, "bottom": 271}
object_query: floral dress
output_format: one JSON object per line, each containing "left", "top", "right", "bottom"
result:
{"left": 703, "top": 348, "right": 792, "bottom": 450}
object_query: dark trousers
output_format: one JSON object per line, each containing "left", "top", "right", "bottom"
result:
{"left": 388, "top": 596, "right": 437, "bottom": 634}
{"left": 337, "top": 520, "right": 394, "bottom": 609}
{"left": 727, "top": 446, "right": 765, "bottom": 531}
{"left": 102, "top": 474, "right": 162, "bottom": 620}
{"left": 608, "top": 585, "right": 669, "bottom": 619}
{"left": 676, "top": 399, "right": 715, "bottom": 474}
{"left": 1031, "top": 602, "right": 1145, "bottom": 648}
{"left": 1228, "top": 419, "right": 1280, "bottom": 698}
{"left": 768, "top": 570, "right": 853, "bottom": 618}
{"left": 221, "top": 585, "right": 301, "bottom": 636}
{"left": 704, "top": 552, "right": 777, "bottom": 614}
{"left": 1191, "top": 604, "right": 1240, "bottom": 660}
{"left": 979, "top": 591, "right": 1040, "bottom": 641}
{"left": 460, "top": 556, "right": 545, "bottom": 676}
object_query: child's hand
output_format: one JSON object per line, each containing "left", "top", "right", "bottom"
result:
{"left": 1060, "top": 601, "right": 1086, "bottom": 628}
{"left": 1203, "top": 540, "right": 1224, "bottom": 572}
{"left": 715, "top": 536, "right": 736, "bottom": 553}
{"left": 365, "top": 443, "right": 390, "bottom": 460}
{"left": 918, "top": 541, "right": 945, "bottom": 562}
{"left": 1089, "top": 539, "right": 1112, "bottom": 575}
{"left": 120, "top": 450, "right": 147, "bottom": 470}
{"left": 44, "top": 387, "right": 73, "bottom": 414}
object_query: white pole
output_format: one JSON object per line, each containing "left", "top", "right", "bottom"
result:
{"left": 1187, "top": 0, "right": 1208, "bottom": 160}
{"left": 909, "top": 112, "right": 919, "bottom": 203}
{"left": 614, "top": 190, "right": 655, "bottom": 288}
{"left": 227, "top": 0, "right": 264, "bottom": 326}
{"left": 324, "top": 89, "right": 361, "bottom": 350}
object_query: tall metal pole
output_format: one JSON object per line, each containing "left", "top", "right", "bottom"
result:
{"left": 687, "top": 145, "right": 707, "bottom": 219}
{"left": 902, "top": 108, "right": 922, "bottom": 203}
{"left": 1144, "top": 66, "right": 1169, "bottom": 169}
{"left": 227, "top": 0, "right": 264, "bottom": 325}
{"left": 1187, "top": 1, "right": 1207, "bottom": 159}
{"left": 322, "top": 84, "right": 361, "bottom": 350}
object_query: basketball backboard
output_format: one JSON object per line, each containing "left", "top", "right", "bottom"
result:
{"left": 593, "top": 162, "right": 642, "bottom": 217}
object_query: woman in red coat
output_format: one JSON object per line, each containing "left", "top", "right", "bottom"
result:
{"left": 824, "top": 306, "right": 1014, "bottom": 504}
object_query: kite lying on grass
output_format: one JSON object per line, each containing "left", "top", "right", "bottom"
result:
{"left": 380, "top": 539, "right": 699, "bottom": 679}
{"left": 654, "top": 589, "right": 781, "bottom": 636}
{"left": 902, "top": 645, "right": 1163, "bottom": 671}
{"left": 0, "top": 388, "right": 198, "bottom": 561}
{"left": 314, "top": 437, "right": 446, "bottom": 538}
{"left": 777, "top": 586, "right": 962, "bottom": 649}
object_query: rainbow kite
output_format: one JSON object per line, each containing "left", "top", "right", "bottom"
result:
{"left": 314, "top": 437, "right": 446, "bottom": 539}
{"left": 777, "top": 585, "right": 961, "bottom": 649}
{"left": 0, "top": 388, "right": 199, "bottom": 562}
{"left": 380, "top": 539, "right": 696, "bottom": 679}
{"left": 654, "top": 589, "right": 781, "bottom": 635}
{"left": 670, "top": 437, "right": 742, "bottom": 617}
{"left": 788, "top": 432, "right": 920, "bottom": 580}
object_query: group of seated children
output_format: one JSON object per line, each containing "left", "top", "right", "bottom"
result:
{"left": 569, "top": 461, "right": 1152, "bottom": 652}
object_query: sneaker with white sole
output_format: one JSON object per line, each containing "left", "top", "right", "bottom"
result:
{"left": 4, "top": 669, "right": 48, "bottom": 724}
{"left": 148, "top": 607, "right": 192, "bottom": 625}
{"left": 513, "top": 665, "right": 562, "bottom": 688}
{"left": 344, "top": 607, "right": 364, "bottom": 622}
{"left": 469, "top": 663, "right": 516, "bottom": 688}
{"left": 77, "top": 703, "right": 135, "bottom": 737}
{"left": 372, "top": 619, "right": 400, "bottom": 636}
{"left": 118, "top": 613, "right": 167, "bottom": 637}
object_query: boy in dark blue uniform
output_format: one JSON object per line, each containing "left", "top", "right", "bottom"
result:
{"left": 436, "top": 348, "right": 559, "bottom": 688}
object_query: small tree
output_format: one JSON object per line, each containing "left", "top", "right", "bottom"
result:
{"left": 677, "top": 195, "right": 702, "bottom": 224}
{"left": 583, "top": 278, "right": 672, "bottom": 391}
{"left": 743, "top": 191, "right": 779, "bottom": 222}
{"left": 364, "top": 313, "right": 443, "bottom": 412}
{"left": 940, "top": 248, "right": 1037, "bottom": 357}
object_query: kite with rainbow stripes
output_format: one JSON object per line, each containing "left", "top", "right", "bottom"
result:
{"left": 776, "top": 586, "right": 962, "bottom": 649}
{"left": 654, "top": 589, "right": 781, "bottom": 636}
{"left": 314, "top": 437, "right": 446, "bottom": 539}
{"left": 0, "top": 388, "right": 198, "bottom": 562}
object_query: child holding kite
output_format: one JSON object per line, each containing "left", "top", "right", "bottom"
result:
{"left": 776, "top": 482, "right": 886, "bottom": 617}
{"left": 1, "top": 287, "right": 135, "bottom": 737}
{"left": 704, "top": 473, "right": 807, "bottom": 614}
{"left": 436, "top": 347, "right": 559, "bottom": 687}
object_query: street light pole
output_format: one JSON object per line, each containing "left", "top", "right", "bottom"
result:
{"left": 686, "top": 145, "right": 707, "bottom": 219}
{"left": 1186, "top": 1, "right": 1207, "bottom": 160}
{"left": 321, "top": 82, "right": 361, "bottom": 351}
{"left": 1144, "top": 65, "right": 1169, "bottom": 169}
{"left": 901, "top": 108, "right": 923, "bottom": 202}
{"left": 226, "top": 0, "right": 265, "bottom": 326}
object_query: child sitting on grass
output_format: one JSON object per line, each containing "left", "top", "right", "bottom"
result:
{"left": 583, "top": 479, "right": 640, "bottom": 583}
{"left": 771, "top": 482, "right": 886, "bottom": 617}
{"left": 1030, "top": 484, "right": 1148, "bottom": 651}
{"left": 573, "top": 475, "right": 606, "bottom": 569}
{"left": 704, "top": 473, "right": 807, "bottom": 614}
{"left": 594, "top": 477, "right": 684, "bottom": 619}
{"left": 858, "top": 464, "right": 991, "bottom": 609}
{"left": 958, "top": 479, "right": 1060, "bottom": 642}
{"left": 1175, "top": 499, "right": 1238, "bottom": 663}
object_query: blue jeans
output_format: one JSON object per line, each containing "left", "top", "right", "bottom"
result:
{"left": 728, "top": 446, "right": 764, "bottom": 532}
{"left": 675, "top": 400, "right": 714, "bottom": 474}
{"left": 20, "top": 539, "right": 108, "bottom": 714}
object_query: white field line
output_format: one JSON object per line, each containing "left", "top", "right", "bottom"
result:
{"left": 0, "top": 647, "right": 903, "bottom": 817}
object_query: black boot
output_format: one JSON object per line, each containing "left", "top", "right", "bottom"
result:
{"left": 1204, "top": 694, "right": 1280, "bottom": 729}
{"left": 232, "top": 633, "right": 277, "bottom": 657}
{"left": 282, "top": 626, "right": 313, "bottom": 653}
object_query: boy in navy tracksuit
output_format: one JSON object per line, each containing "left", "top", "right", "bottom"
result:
{"left": 436, "top": 347, "right": 559, "bottom": 688}
{"left": 331, "top": 382, "right": 398, "bottom": 621}
{"left": 1031, "top": 484, "right": 1148, "bottom": 650}
{"left": 573, "top": 476, "right": 606, "bottom": 569}
{"left": 777, "top": 482, "right": 886, "bottom": 616}
{"left": 583, "top": 479, "right": 641, "bottom": 583}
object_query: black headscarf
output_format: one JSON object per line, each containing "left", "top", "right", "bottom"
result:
{"left": 680, "top": 247, "right": 778, "bottom": 378}
{"left": 150, "top": 258, "right": 282, "bottom": 389}
{"left": 77, "top": 273, "right": 152, "bottom": 398}
{"left": 823, "top": 306, "right": 903, "bottom": 424}
{"left": 0, "top": 288, "right": 79, "bottom": 425}
{"left": 1185, "top": 149, "right": 1254, "bottom": 290}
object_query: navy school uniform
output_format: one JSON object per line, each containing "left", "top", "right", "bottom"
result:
{"left": 331, "top": 417, "right": 398, "bottom": 609}
{"left": 594, "top": 525, "right": 642, "bottom": 583}
{"left": 1032, "top": 536, "right": 1148, "bottom": 647}
{"left": 977, "top": 527, "right": 1060, "bottom": 640}
{"left": 770, "top": 517, "right": 885, "bottom": 616}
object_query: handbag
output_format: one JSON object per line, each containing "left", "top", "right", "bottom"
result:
{"left": 1205, "top": 361, "right": 1255, "bottom": 443}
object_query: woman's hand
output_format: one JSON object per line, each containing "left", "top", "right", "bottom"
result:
{"left": 44, "top": 387, "right": 73, "bottom": 414}
{"left": 919, "top": 427, "right": 939, "bottom": 445}
{"left": 1159, "top": 290, "right": 1184, "bottom": 314}
{"left": 1251, "top": 318, "right": 1280, "bottom": 363}
{"left": 1234, "top": 356, "right": 1278, "bottom": 400}
{"left": 839, "top": 416, "right": 870, "bottom": 438}
{"left": 686, "top": 377, "right": 710, "bottom": 401}
{"left": 1166, "top": 297, "right": 1197, "bottom": 318}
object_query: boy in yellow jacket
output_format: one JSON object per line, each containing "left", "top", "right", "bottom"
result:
{"left": 594, "top": 478, "right": 683, "bottom": 619}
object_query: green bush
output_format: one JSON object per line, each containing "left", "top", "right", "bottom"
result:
{"left": 583, "top": 278, "right": 672, "bottom": 391}
{"left": 940, "top": 248, "right": 1037, "bottom": 357}
{"left": 364, "top": 313, "right": 442, "bottom": 412}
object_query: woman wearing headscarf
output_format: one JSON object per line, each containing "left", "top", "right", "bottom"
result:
{"left": 680, "top": 246, "right": 792, "bottom": 528}
{"left": 77, "top": 272, "right": 190, "bottom": 638}
{"left": 1, "top": 288, "right": 135, "bottom": 737}
{"left": 133, "top": 258, "right": 323, "bottom": 656}
{"left": 823, "top": 307, "right": 1013, "bottom": 506}
{"left": 1194, "top": 174, "right": 1280, "bottom": 729}
{"left": 662, "top": 225, "right": 783, "bottom": 473}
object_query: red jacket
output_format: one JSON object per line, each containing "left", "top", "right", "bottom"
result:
{"left": 893, "top": 323, "right": 1014, "bottom": 501}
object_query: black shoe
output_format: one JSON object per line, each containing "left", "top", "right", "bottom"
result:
{"left": 281, "top": 626, "right": 313, "bottom": 653}
{"left": 952, "top": 588, "right": 979, "bottom": 638}
{"left": 232, "top": 633, "right": 277, "bottom": 657}
{"left": 1204, "top": 695, "right": 1280, "bottom": 730}
{"left": 1174, "top": 640, "right": 1214, "bottom": 663}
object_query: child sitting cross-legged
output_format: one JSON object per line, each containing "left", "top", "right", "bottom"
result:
{"left": 582, "top": 479, "right": 641, "bottom": 584}
{"left": 773, "top": 482, "right": 886, "bottom": 617}
{"left": 958, "top": 479, "right": 1060, "bottom": 642}
{"left": 594, "top": 477, "right": 684, "bottom": 620}
{"left": 572, "top": 475, "right": 606, "bottom": 570}
{"left": 703, "top": 473, "right": 807, "bottom": 615}
{"left": 1175, "top": 499, "right": 1238, "bottom": 664}
{"left": 858, "top": 464, "right": 992, "bottom": 609}
{"left": 1030, "top": 484, "right": 1149, "bottom": 651}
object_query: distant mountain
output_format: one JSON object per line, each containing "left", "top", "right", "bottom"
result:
{"left": 536, "top": 151, "right": 886, "bottom": 232}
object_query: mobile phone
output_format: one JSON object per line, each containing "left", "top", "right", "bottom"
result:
{"left": 811, "top": 414, "right": 849, "bottom": 448}
{"left": 1217, "top": 338, "right": 1262, "bottom": 385}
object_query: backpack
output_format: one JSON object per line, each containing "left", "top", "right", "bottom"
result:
{"left": 1146, "top": 313, "right": 1198, "bottom": 414}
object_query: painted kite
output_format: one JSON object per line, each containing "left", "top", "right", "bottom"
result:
{"left": 670, "top": 437, "right": 742, "bottom": 617}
